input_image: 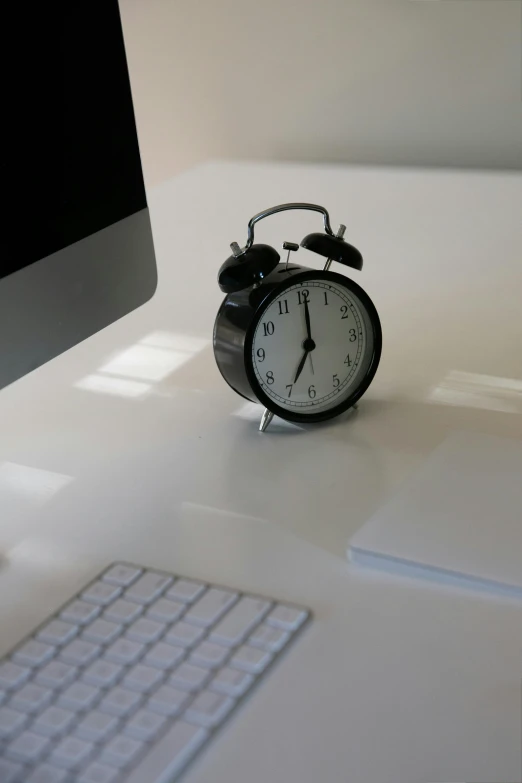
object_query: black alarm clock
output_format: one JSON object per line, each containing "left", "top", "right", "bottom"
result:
{"left": 213, "top": 203, "right": 382, "bottom": 432}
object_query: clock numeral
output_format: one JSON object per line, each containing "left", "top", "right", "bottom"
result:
{"left": 256, "top": 348, "right": 265, "bottom": 362}
{"left": 333, "top": 374, "right": 340, "bottom": 388}
{"left": 344, "top": 354, "right": 352, "bottom": 366}
{"left": 286, "top": 384, "right": 293, "bottom": 398}
{"left": 266, "top": 370, "right": 275, "bottom": 385}
{"left": 308, "top": 384, "right": 316, "bottom": 399}
{"left": 262, "top": 321, "right": 275, "bottom": 336}
{"left": 349, "top": 328, "right": 357, "bottom": 342}
{"left": 323, "top": 292, "right": 329, "bottom": 305}
{"left": 297, "top": 289, "right": 310, "bottom": 305}
{"left": 278, "top": 299, "right": 289, "bottom": 315}
{"left": 340, "top": 305, "right": 349, "bottom": 320}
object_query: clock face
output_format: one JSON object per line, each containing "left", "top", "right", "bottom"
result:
{"left": 247, "top": 272, "right": 380, "bottom": 420}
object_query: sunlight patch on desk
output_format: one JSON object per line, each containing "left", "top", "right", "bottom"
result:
{"left": 75, "top": 374, "right": 152, "bottom": 398}
{"left": 0, "top": 462, "right": 74, "bottom": 506}
{"left": 139, "top": 331, "right": 208, "bottom": 353}
{"left": 74, "top": 331, "right": 210, "bottom": 398}
{"left": 428, "top": 370, "right": 522, "bottom": 414}
{"left": 98, "top": 344, "right": 190, "bottom": 382}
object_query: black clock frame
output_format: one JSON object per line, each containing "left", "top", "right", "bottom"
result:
{"left": 214, "top": 265, "right": 382, "bottom": 424}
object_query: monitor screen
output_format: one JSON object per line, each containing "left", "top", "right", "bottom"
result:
{"left": 3, "top": 2, "right": 146, "bottom": 280}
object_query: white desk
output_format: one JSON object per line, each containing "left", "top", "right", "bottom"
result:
{"left": 1, "top": 162, "right": 522, "bottom": 782}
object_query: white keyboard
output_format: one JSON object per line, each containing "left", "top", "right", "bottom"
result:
{"left": 0, "top": 563, "right": 311, "bottom": 783}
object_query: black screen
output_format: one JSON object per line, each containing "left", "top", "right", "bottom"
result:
{"left": 3, "top": 2, "right": 146, "bottom": 280}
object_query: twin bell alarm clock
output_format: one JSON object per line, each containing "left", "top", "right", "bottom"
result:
{"left": 213, "top": 203, "right": 382, "bottom": 432}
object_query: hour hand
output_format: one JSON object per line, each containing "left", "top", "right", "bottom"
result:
{"left": 294, "top": 349, "right": 309, "bottom": 384}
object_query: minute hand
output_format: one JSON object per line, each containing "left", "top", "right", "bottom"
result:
{"left": 304, "top": 298, "right": 312, "bottom": 340}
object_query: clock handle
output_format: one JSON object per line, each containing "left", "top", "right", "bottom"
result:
{"left": 232, "top": 203, "right": 335, "bottom": 257}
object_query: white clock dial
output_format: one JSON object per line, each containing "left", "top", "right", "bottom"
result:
{"left": 251, "top": 278, "right": 376, "bottom": 414}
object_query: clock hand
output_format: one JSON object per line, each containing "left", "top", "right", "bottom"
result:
{"left": 308, "top": 351, "right": 314, "bottom": 375}
{"left": 295, "top": 300, "right": 315, "bottom": 383}
{"left": 304, "top": 298, "right": 312, "bottom": 341}
{"left": 294, "top": 349, "right": 309, "bottom": 384}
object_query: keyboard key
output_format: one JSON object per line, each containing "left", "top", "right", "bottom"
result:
{"left": 209, "top": 596, "right": 271, "bottom": 647}
{"left": 75, "top": 710, "right": 119, "bottom": 743}
{"left": 6, "top": 730, "right": 49, "bottom": 762}
{"left": 82, "top": 660, "right": 122, "bottom": 688}
{"left": 37, "top": 620, "right": 78, "bottom": 646}
{"left": 229, "top": 645, "right": 272, "bottom": 674}
{"left": 144, "top": 641, "right": 184, "bottom": 670}
{"left": 11, "top": 682, "right": 52, "bottom": 713}
{"left": 100, "top": 735, "right": 144, "bottom": 768}
{"left": 82, "top": 619, "right": 121, "bottom": 645}
{"left": 210, "top": 667, "right": 254, "bottom": 698}
{"left": 165, "top": 621, "right": 204, "bottom": 648}
{"left": 99, "top": 686, "right": 142, "bottom": 717}
{"left": 27, "top": 765, "right": 69, "bottom": 783}
{"left": 0, "top": 706, "right": 28, "bottom": 738}
{"left": 104, "top": 638, "right": 144, "bottom": 666}
{"left": 146, "top": 597, "right": 185, "bottom": 623}
{"left": 103, "top": 599, "right": 142, "bottom": 625}
{"left": 0, "top": 759, "right": 24, "bottom": 783}
{"left": 147, "top": 684, "right": 189, "bottom": 716}
{"left": 50, "top": 736, "right": 93, "bottom": 768}
{"left": 123, "top": 664, "right": 164, "bottom": 693}
{"left": 183, "top": 588, "right": 237, "bottom": 627}
{"left": 124, "top": 709, "right": 167, "bottom": 741}
{"left": 166, "top": 579, "right": 206, "bottom": 603}
{"left": 265, "top": 604, "right": 308, "bottom": 631}
{"left": 170, "top": 663, "right": 210, "bottom": 692}
{"left": 61, "top": 600, "right": 100, "bottom": 625}
{"left": 125, "top": 572, "right": 173, "bottom": 605}
{"left": 125, "top": 617, "right": 164, "bottom": 644}
{"left": 249, "top": 623, "right": 290, "bottom": 653}
{"left": 125, "top": 720, "right": 208, "bottom": 783}
{"left": 36, "top": 661, "right": 77, "bottom": 690}
{"left": 103, "top": 563, "right": 143, "bottom": 587}
{"left": 190, "top": 642, "right": 230, "bottom": 669}
{"left": 185, "top": 690, "right": 234, "bottom": 728}
{"left": 60, "top": 640, "right": 100, "bottom": 667}
{"left": 82, "top": 581, "right": 122, "bottom": 606}
{"left": 0, "top": 661, "right": 30, "bottom": 690}
{"left": 13, "top": 640, "right": 55, "bottom": 667}
{"left": 58, "top": 682, "right": 100, "bottom": 711}
{"left": 78, "top": 762, "right": 120, "bottom": 783}
{"left": 32, "top": 706, "right": 75, "bottom": 738}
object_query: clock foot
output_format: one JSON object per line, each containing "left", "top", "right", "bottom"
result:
{"left": 259, "top": 408, "right": 275, "bottom": 432}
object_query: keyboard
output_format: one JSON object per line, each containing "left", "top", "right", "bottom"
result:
{"left": 0, "top": 563, "right": 311, "bottom": 783}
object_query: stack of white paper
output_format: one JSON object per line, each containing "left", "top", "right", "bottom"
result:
{"left": 348, "top": 431, "right": 522, "bottom": 598}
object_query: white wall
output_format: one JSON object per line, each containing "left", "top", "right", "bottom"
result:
{"left": 120, "top": 0, "right": 522, "bottom": 186}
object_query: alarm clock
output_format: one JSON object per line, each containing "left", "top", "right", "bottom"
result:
{"left": 213, "top": 203, "right": 382, "bottom": 432}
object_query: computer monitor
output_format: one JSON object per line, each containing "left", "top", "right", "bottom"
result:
{"left": 1, "top": 2, "right": 157, "bottom": 390}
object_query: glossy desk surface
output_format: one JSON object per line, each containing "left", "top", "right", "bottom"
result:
{"left": 1, "top": 162, "right": 522, "bottom": 782}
